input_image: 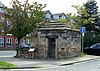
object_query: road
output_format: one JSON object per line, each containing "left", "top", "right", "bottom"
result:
{"left": 8, "top": 58, "right": 100, "bottom": 71}
{"left": 36, "top": 58, "right": 100, "bottom": 71}
{"left": 0, "top": 51, "right": 100, "bottom": 71}
{"left": 0, "top": 50, "right": 16, "bottom": 57}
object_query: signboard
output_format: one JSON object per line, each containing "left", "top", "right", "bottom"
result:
{"left": 29, "top": 48, "right": 35, "bottom": 52}
{"left": 80, "top": 27, "right": 86, "bottom": 33}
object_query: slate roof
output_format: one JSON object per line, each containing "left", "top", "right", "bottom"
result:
{"left": 44, "top": 10, "right": 52, "bottom": 15}
{"left": 53, "top": 13, "right": 67, "bottom": 17}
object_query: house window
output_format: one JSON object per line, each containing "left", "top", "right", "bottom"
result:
{"left": 26, "top": 39, "right": 30, "bottom": 45}
{"left": 45, "top": 12, "right": 51, "bottom": 19}
{"left": 0, "top": 8, "right": 3, "bottom": 13}
{"left": 0, "top": 38, "right": 4, "bottom": 46}
{"left": 7, "top": 38, "right": 12, "bottom": 47}
{"left": 15, "top": 38, "right": 18, "bottom": 46}
{"left": 20, "top": 39, "right": 25, "bottom": 44}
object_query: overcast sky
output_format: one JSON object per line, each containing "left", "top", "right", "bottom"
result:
{"left": 0, "top": 0, "right": 100, "bottom": 14}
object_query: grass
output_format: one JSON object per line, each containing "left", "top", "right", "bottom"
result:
{"left": 79, "top": 52, "right": 86, "bottom": 57}
{"left": 0, "top": 61, "right": 43, "bottom": 69}
{"left": 0, "top": 61, "right": 16, "bottom": 69}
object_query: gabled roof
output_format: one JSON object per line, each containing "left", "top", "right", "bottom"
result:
{"left": 0, "top": 1, "right": 4, "bottom": 7}
{"left": 53, "top": 13, "right": 66, "bottom": 17}
{"left": 44, "top": 10, "right": 52, "bottom": 15}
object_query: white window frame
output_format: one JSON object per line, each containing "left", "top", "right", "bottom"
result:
{"left": 15, "top": 38, "right": 18, "bottom": 46}
{"left": 0, "top": 38, "right": 4, "bottom": 47}
{"left": 26, "top": 39, "right": 30, "bottom": 44}
{"left": 0, "top": 8, "right": 3, "bottom": 13}
{"left": 20, "top": 39, "right": 25, "bottom": 44}
{"left": 45, "top": 12, "right": 51, "bottom": 19}
{"left": 7, "top": 38, "right": 12, "bottom": 47}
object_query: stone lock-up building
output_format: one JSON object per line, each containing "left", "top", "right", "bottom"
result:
{"left": 32, "top": 23, "right": 81, "bottom": 59}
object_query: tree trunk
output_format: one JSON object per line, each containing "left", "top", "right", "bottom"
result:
{"left": 15, "top": 38, "right": 21, "bottom": 58}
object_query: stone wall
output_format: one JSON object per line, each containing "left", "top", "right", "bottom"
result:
{"left": 29, "top": 31, "right": 47, "bottom": 59}
{"left": 57, "top": 31, "right": 81, "bottom": 59}
{"left": 19, "top": 48, "right": 35, "bottom": 59}
{"left": 29, "top": 29, "right": 81, "bottom": 59}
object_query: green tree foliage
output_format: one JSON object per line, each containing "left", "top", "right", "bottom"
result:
{"left": 57, "top": 19, "right": 67, "bottom": 23}
{"left": 4, "top": 0, "right": 46, "bottom": 57}
{"left": 71, "top": 5, "right": 94, "bottom": 29}
{"left": 70, "top": 2, "right": 100, "bottom": 47}
{"left": 84, "top": 0, "right": 100, "bottom": 26}
{"left": 83, "top": 0, "right": 100, "bottom": 47}
{"left": 56, "top": 16, "right": 76, "bottom": 28}
{"left": 84, "top": 31, "right": 96, "bottom": 47}
{"left": 66, "top": 1, "right": 100, "bottom": 48}
{"left": 84, "top": 30, "right": 100, "bottom": 47}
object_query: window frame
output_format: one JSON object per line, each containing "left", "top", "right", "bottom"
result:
{"left": 6, "top": 38, "right": 12, "bottom": 47}
{"left": 0, "top": 38, "right": 4, "bottom": 47}
{"left": 26, "top": 39, "right": 30, "bottom": 45}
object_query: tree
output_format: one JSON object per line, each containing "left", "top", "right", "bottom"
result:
{"left": 71, "top": 5, "right": 94, "bottom": 29}
{"left": 70, "top": 4, "right": 99, "bottom": 48}
{"left": 84, "top": 0, "right": 100, "bottom": 26}
{"left": 83, "top": 0, "right": 100, "bottom": 31}
{"left": 84, "top": 31, "right": 97, "bottom": 47}
{"left": 71, "top": 1, "right": 100, "bottom": 47}
{"left": 4, "top": 0, "right": 46, "bottom": 57}
{"left": 83, "top": 0, "right": 100, "bottom": 47}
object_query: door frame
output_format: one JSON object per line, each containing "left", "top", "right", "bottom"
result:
{"left": 46, "top": 35, "right": 58, "bottom": 59}
{"left": 47, "top": 38, "right": 55, "bottom": 58}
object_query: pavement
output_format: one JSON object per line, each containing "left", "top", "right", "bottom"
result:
{"left": 0, "top": 55, "right": 100, "bottom": 69}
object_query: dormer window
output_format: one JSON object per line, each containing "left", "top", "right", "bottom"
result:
{"left": 0, "top": 7, "right": 3, "bottom": 13}
{"left": 0, "top": 16, "right": 4, "bottom": 22}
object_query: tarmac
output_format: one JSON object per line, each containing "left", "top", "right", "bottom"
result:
{"left": 0, "top": 55, "right": 100, "bottom": 69}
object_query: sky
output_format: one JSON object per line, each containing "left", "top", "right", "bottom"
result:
{"left": 0, "top": 0, "right": 100, "bottom": 14}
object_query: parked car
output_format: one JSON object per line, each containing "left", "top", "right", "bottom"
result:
{"left": 84, "top": 43, "right": 100, "bottom": 55}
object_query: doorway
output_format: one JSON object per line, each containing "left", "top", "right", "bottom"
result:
{"left": 48, "top": 38, "right": 55, "bottom": 58}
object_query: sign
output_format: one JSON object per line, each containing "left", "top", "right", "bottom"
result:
{"left": 29, "top": 48, "right": 35, "bottom": 51}
{"left": 80, "top": 27, "right": 86, "bottom": 33}
{"left": 82, "top": 33, "right": 84, "bottom": 36}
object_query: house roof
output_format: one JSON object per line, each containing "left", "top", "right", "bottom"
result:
{"left": 53, "top": 13, "right": 66, "bottom": 17}
{"left": 0, "top": 1, "right": 4, "bottom": 7}
{"left": 44, "top": 10, "right": 52, "bottom": 15}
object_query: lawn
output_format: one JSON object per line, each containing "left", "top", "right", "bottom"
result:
{"left": 0, "top": 61, "right": 43, "bottom": 69}
{"left": 0, "top": 61, "right": 16, "bottom": 69}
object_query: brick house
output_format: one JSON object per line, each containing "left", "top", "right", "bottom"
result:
{"left": 0, "top": 1, "right": 16, "bottom": 50}
{"left": 0, "top": 1, "right": 31, "bottom": 50}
